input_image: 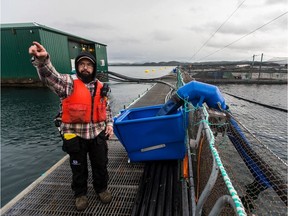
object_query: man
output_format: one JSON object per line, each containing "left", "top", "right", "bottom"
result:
{"left": 29, "top": 41, "right": 114, "bottom": 211}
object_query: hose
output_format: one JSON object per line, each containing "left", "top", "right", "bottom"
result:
{"left": 224, "top": 92, "right": 287, "bottom": 112}
{"left": 107, "top": 71, "right": 176, "bottom": 90}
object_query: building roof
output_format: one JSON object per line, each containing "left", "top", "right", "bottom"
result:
{"left": 0, "top": 22, "right": 106, "bottom": 46}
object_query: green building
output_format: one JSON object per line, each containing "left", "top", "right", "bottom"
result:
{"left": 1, "top": 22, "right": 108, "bottom": 86}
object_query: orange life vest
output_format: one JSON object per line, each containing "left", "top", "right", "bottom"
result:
{"left": 62, "top": 79, "right": 107, "bottom": 123}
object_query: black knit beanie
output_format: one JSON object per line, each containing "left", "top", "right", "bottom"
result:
{"left": 75, "top": 52, "right": 97, "bottom": 83}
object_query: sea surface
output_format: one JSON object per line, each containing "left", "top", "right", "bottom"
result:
{"left": 1, "top": 66, "right": 287, "bottom": 207}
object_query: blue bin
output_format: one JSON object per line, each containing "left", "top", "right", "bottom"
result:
{"left": 114, "top": 104, "right": 186, "bottom": 162}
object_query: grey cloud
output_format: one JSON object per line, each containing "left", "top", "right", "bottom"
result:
{"left": 205, "top": 33, "right": 286, "bottom": 53}
{"left": 265, "top": 0, "right": 287, "bottom": 5}
{"left": 152, "top": 30, "right": 174, "bottom": 41}
{"left": 111, "top": 37, "right": 142, "bottom": 44}
{"left": 217, "top": 23, "right": 255, "bottom": 35}
{"left": 55, "top": 20, "right": 116, "bottom": 32}
{"left": 3, "top": 0, "right": 283, "bottom": 63}
{"left": 200, "top": 13, "right": 286, "bottom": 37}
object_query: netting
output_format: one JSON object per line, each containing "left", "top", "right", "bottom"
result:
{"left": 186, "top": 103, "right": 287, "bottom": 215}
{"left": 212, "top": 94, "right": 288, "bottom": 215}
{"left": 188, "top": 107, "right": 246, "bottom": 216}
{"left": 178, "top": 69, "right": 287, "bottom": 215}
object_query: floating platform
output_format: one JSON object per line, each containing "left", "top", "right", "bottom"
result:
{"left": 1, "top": 81, "right": 179, "bottom": 215}
{"left": 3, "top": 72, "right": 286, "bottom": 215}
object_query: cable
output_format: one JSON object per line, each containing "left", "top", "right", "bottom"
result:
{"left": 189, "top": 0, "right": 247, "bottom": 62}
{"left": 107, "top": 71, "right": 177, "bottom": 89}
{"left": 224, "top": 92, "right": 287, "bottom": 112}
{"left": 197, "top": 11, "right": 288, "bottom": 61}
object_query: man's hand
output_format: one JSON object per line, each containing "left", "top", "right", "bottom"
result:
{"left": 28, "top": 41, "right": 48, "bottom": 60}
{"left": 105, "top": 125, "right": 114, "bottom": 139}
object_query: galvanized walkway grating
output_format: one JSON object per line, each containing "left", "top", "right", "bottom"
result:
{"left": 2, "top": 140, "right": 144, "bottom": 216}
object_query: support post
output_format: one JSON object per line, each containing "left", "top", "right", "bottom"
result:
{"left": 258, "top": 53, "right": 263, "bottom": 80}
{"left": 250, "top": 55, "right": 255, "bottom": 79}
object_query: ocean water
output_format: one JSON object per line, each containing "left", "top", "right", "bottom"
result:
{"left": 218, "top": 84, "right": 287, "bottom": 162}
{"left": 1, "top": 66, "right": 287, "bottom": 207}
{"left": 219, "top": 84, "right": 287, "bottom": 110}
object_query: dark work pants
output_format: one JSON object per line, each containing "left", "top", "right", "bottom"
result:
{"left": 68, "top": 132, "right": 109, "bottom": 197}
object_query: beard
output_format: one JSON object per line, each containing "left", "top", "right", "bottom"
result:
{"left": 77, "top": 70, "right": 94, "bottom": 83}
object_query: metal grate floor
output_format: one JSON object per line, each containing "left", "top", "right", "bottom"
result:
{"left": 2, "top": 139, "right": 144, "bottom": 216}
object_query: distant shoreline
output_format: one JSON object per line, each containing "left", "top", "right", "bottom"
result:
{"left": 193, "top": 78, "right": 287, "bottom": 85}
{"left": 109, "top": 60, "right": 286, "bottom": 67}
{"left": 109, "top": 62, "right": 179, "bottom": 66}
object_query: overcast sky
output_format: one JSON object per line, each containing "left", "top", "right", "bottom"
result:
{"left": 1, "top": 0, "right": 287, "bottom": 63}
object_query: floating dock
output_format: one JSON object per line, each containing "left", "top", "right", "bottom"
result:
{"left": 2, "top": 72, "right": 287, "bottom": 215}
{"left": 1, "top": 79, "right": 178, "bottom": 215}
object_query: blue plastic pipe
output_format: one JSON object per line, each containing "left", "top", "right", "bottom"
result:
{"left": 177, "top": 80, "right": 227, "bottom": 110}
{"left": 228, "top": 118, "right": 271, "bottom": 187}
{"left": 157, "top": 80, "right": 227, "bottom": 116}
{"left": 228, "top": 117, "right": 287, "bottom": 206}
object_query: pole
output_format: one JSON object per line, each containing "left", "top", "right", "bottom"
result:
{"left": 258, "top": 53, "right": 263, "bottom": 80}
{"left": 250, "top": 54, "right": 255, "bottom": 79}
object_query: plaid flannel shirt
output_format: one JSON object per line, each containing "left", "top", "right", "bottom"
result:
{"left": 32, "top": 55, "right": 113, "bottom": 139}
